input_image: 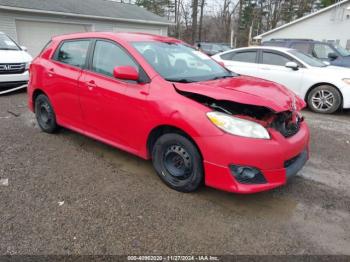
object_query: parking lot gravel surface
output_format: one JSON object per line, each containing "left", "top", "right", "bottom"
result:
{"left": 0, "top": 92, "right": 350, "bottom": 255}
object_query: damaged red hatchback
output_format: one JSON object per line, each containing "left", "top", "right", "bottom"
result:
{"left": 28, "top": 32, "right": 310, "bottom": 194}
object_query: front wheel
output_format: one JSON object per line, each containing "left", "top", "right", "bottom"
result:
{"left": 307, "top": 85, "right": 342, "bottom": 114}
{"left": 35, "top": 94, "right": 59, "bottom": 133}
{"left": 152, "top": 133, "right": 203, "bottom": 193}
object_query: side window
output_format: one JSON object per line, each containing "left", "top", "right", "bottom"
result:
{"left": 220, "top": 51, "right": 234, "bottom": 60}
{"left": 231, "top": 51, "right": 257, "bottom": 63}
{"left": 54, "top": 40, "right": 90, "bottom": 68}
{"left": 92, "top": 40, "right": 138, "bottom": 77}
{"left": 262, "top": 52, "right": 291, "bottom": 66}
{"left": 313, "top": 44, "right": 334, "bottom": 59}
{"left": 290, "top": 42, "right": 311, "bottom": 54}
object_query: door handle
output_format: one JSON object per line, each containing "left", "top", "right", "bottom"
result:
{"left": 48, "top": 68, "right": 55, "bottom": 77}
{"left": 86, "top": 80, "right": 97, "bottom": 91}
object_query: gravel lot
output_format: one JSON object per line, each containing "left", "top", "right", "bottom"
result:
{"left": 0, "top": 91, "right": 350, "bottom": 255}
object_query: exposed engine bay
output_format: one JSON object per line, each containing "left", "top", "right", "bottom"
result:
{"left": 178, "top": 90, "right": 303, "bottom": 138}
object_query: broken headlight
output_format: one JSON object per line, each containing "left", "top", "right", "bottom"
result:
{"left": 207, "top": 112, "right": 270, "bottom": 139}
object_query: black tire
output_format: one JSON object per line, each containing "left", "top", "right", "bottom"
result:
{"left": 307, "top": 85, "right": 342, "bottom": 114}
{"left": 152, "top": 133, "right": 203, "bottom": 193}
{"left": 35, "top": 94, "right": 58, "bottom": 133}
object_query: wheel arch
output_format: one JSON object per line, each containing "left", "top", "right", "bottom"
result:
{"left": 32, "top": 89, "right": 49, "bottom": 112}
{"left": 146, "top": 125, "right": 203, "bottom": 160}
{"left": 304, "top": 82, "right": 343, "bottom": 107}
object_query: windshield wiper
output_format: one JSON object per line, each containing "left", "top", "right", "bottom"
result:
{"left": 0, "top": 48, "right": 18, "bottom": 50}
{"left": 209, "top": 75, "right": 233, "bottom": 81}
{"left": 165, "top": 78, "right": 195, "bottom": 83}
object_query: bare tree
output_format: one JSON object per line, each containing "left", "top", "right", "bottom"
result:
{"left": 198, "top": 0, "right": 205, "bottom": 42}
{"left": 191, "top": 0, "right": 199, "bottom": 44}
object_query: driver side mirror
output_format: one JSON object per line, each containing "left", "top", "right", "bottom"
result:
{"left": 328, "top": 52, "right": 338, "bottom": 60}
{"left": 285, "top": 61, "right": 299, "bottom": 71}
{"left": 113, "top": 66, "right": 139, "bottom": 81}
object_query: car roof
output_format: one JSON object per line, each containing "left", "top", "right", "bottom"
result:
{"left": 51, "top": 32, "right": 183, "bottom": 44}
{"left": 229, "top": 46, "right": 294, "bottom": 53}
{"left": 264, "top": 39, "right": 325, "bottom": 44}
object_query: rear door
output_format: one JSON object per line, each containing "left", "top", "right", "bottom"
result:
{"left": 255, "top": 50, "right": 304, "bottom": 96}
{"left": 219, "top": 50, "right": 259, "bottom": 76}
{"left": 46, "top": 39, "right": 90, "bottom": 127}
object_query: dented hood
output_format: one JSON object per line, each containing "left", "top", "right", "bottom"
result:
{"left": 174, "top": 75, "right": 305, "bottom": 112}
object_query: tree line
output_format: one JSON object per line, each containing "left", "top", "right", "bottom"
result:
{"left": 132, "top": 0, "right": 338, "bottom": 46}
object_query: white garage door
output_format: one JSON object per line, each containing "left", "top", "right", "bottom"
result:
{"left": 16, "top": 20, "right": 91, "bottom": 57}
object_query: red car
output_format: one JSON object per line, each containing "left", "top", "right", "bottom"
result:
{"left": 28, "top": 32, "right": 310, "bottom": 194}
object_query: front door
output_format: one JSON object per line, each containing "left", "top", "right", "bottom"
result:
{"left": 256, "top": 50, "right": 304, "bottom": 97}
{"left": 79, "top": 39, "right": 149, "bottom": 146}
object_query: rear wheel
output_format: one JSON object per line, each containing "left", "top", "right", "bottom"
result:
{"left": 307, "top": 85, "right": 341, "bottom": 114}
{"left": 35, "top": 94, "right": 58, "bottom": 133}
{"left": 152, "top": 133, "right": 203, "bottom": 193}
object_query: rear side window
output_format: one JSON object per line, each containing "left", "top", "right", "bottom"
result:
{"left": 220, "top": 51, "right": 234, "bottom": 60}
{"left": 262, "top": 51, "right": 291, "bottom": 66}
{"left": 92, "top": 40, "right": 138, "bottom": 77}
{"left": 231, "top": 51, "right": 257, "bottom": 63}
{"left": 54, "top": 40, "right": 90, "bottom": 68}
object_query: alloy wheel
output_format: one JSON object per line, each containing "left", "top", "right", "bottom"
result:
{"left": 311, "top": 90, "right": 335, "bottom": 112}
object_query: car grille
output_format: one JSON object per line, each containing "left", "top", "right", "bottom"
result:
{"left": 0, "top": 63, "right": 26, "bottom": 75}
{"left": 271, "top": 111, "right": 302, "bottom": 138}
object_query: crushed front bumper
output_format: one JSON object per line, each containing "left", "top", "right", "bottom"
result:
{"left": 195, "top": 122, "right": 310, "bottom": 194}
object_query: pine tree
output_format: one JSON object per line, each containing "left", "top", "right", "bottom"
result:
{"left": 321, "top": 0, "right": 337, "bottom": 7}
{"left": 135, "top": 0, "right": 173, "bottom": 17}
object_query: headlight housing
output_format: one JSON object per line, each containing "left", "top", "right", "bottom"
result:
{"left": 207, "top": 111, "right": 270, "bottom": 139}
{"left": 343, "top": 78, "right": 350, "bottom": 85}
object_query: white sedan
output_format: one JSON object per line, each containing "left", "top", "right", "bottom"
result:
{"left": 213, "top": 46, "right": 350, "bottom": 114}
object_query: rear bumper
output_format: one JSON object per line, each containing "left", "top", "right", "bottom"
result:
{"left": 195, "top": 122, "right": 310, "bottom": 194}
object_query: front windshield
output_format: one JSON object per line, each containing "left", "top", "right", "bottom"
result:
{"left": 132, "top": 41, "right": 235, "bottom": 83}
{"left": 333, "top": 44, "right": 350, "bottom": 57}
{"left": 0, "top": 34, "right": 20, "bottom": 51}
{"left": 288, "top": 50, "right": 327, "bottom": 67}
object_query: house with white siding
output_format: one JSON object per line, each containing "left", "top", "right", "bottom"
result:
{"left": 0, "top": 0, "right": 171, "bottom": 56}
{"left": 254, "top": 0, "right": 350, "bottom": 50}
